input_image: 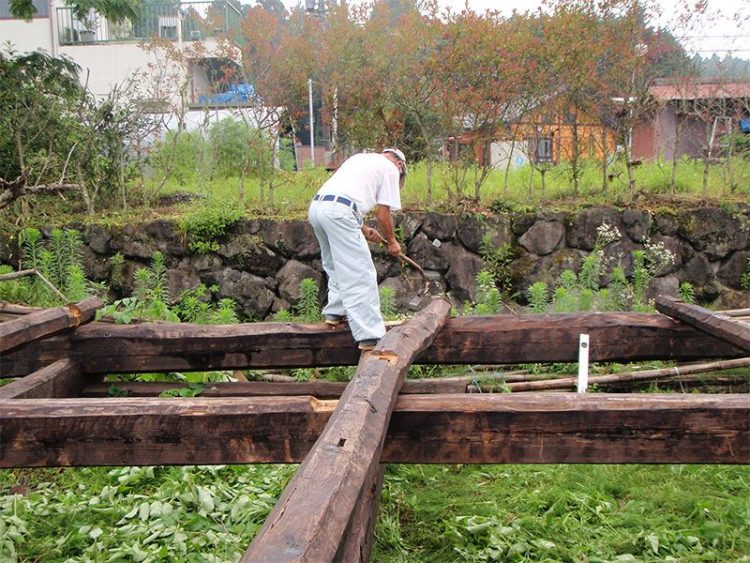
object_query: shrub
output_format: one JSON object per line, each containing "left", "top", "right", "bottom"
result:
{"left": 208, "top": 118, "right": 273, "bottom": 179}
{"left": 180, "top": 202, "right": 242, "bottom": 254}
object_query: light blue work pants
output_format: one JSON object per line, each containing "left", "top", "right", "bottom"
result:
{"left": 308, "top": 200, "right": 385, "bottom": 343}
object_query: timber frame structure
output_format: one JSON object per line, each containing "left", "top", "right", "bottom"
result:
{"left": 0, "top": 295, "right": 748, "bottom": 561}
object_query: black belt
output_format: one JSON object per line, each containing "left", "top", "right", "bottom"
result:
{"left": 313, "top": 194, "right": 359, "bottom": 213}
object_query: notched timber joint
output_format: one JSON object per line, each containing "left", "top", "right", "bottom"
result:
{"left": 375, "top": 350, "right": 399, "bottom": 365}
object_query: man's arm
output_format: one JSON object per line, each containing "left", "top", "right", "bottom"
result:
{"left": 375, "top": 204, "right": 402, "bottom": 256}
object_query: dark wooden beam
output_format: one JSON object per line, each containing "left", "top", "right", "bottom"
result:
{"left": 1, "top": 394, "right": 746, "bottom": 468}
{"left": 656, "top": 296, "right": 750, "bottom": 352}
{"left": 80, "top": 377, "right": 470, "bottom": 398}
{"left": 337, "top": 464, "right": 385, "bottom": 562}
{"left": 0, "top": 297, "right": 101, "bottom": 354}
{"left": 2, "top": 312, "right": 745, "bottom": 376}
{"left": 0, "top": 359, "right": 82, "bottom": 399}
{"left": 243, "top": 297, "right": 452, "bottom": 562}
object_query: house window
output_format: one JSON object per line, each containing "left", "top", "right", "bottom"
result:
{"left": 0, "top": 0, "right": 48, "bottom": 18}
{"left": 529, "top": 137, "right": 554, "bottom": 164}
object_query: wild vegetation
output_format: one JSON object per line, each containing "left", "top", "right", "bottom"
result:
{"left": 2, "top": 0, "right": 749, "bottom": 224}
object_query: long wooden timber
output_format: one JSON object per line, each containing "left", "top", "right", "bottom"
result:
{"left": 79, "top": 356, "right": 750, "bottom": 398}
{"left": 0, "top": 296, "right": 101, "bottom": 354}
{"left": 243, "top": 297, "right": 452, "bottom": 561}
{"left": 2, "top": 312, "right": 746, "bottom": 377}
{"left": 1, "top": 394, "right": 746, "bottom": 467}
{"left": 656, "top": 296, "right": 750, "bottom": 352}
{"left": 0, "top": 359, "right": 82, "bottom": 399}
{"left": 80, "top": 377, "right": 473, "bottom": 398}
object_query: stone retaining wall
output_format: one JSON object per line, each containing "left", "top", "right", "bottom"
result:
{"left": 4, "top": 205, "right": 749, "bottom": 317}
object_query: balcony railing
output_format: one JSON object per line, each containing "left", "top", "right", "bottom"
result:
{"left": 56, "top": 1, "right": 241, "bottom": 45}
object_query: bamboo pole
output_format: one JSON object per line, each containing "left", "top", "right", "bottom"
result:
{"left": 506, "top": 357, "right": 750, "bottom": 392}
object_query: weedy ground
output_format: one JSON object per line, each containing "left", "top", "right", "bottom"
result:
{"left": 1, "top": 461, "right": 748, "bottom": 561}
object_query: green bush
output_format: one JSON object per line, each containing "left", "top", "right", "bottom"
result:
{"left": 150, "top": 129, "right": 209, "bottom": 184}
{"left": 208, "top": 118, "right": 273, "bottom": 179}
{"left": 180, "top": 202, "right": 242, "bottom": 254}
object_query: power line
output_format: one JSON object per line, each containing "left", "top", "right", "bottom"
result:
{"left": 678, "top": 35, "right": 750, "bottom": 39}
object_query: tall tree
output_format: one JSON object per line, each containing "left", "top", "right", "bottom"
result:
{"left": 431, "top": 8, "right": 531, "bottom": 200}
{"left": 0, "top": 49, "right": 83, "bottom": 210}
{"left": 10, "top": 0, "right": 140, "bottom": 22}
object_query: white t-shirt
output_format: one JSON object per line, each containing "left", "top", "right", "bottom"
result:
{"left": 317, "top": 153, "right": 401, "bottom": 215}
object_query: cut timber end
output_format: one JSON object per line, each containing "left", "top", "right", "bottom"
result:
{"left": 0, "top": 297, "right": 102, "bottom": 354}
{"left": 656, "top": 295, "right": 750, "bottom": 352}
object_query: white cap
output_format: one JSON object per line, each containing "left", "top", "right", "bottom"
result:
{"left": 382, "top": 147, "right": 407, "bottom": 175}
{"left": 382, "top": 147, "right": 406, "bottom": 163}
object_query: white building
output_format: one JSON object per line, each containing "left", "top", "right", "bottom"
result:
{"left": 0, "top": 0, "right": 244, "bottom": 105}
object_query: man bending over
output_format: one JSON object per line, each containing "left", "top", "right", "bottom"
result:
{"left": 308, "top": 148, "right": 407, "bottom": 351}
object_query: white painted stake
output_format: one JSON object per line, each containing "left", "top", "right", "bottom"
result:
{"left": 577, "top": 334, "right": 590, "bottom": 393}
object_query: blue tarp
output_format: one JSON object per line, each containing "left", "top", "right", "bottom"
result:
{"left": 739, "top": 117, "right": 750, "bottom": 134}
{"left": 198, "top": 84, "right": 254, "bottom": 105}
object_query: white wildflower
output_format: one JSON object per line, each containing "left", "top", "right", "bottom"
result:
{"left": 595, "top": 222, "right": 621, "bottom": 248}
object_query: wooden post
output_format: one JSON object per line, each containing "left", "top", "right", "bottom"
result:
{"left": 0, "top": 359, "right": 82, "bottom": 399}
{"left": 0, "top": 297, "right": 101, "bottom": 353}
{"left": 242, "top": 297, "right": 453, "bottom": 562}
{"left": 656, "top": 296, "right": 750, "bottom": 352}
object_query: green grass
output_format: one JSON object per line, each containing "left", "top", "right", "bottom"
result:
{"left": 0, "top": 465, "right": 296, "bottom": 561}
{"left": 2, "top": 463, "right": 747, "bottom": 561}
{"left": 5, "top": 157, "right": 748, "bottom": 233}
{"left": 374, "top": 464, "right": 750, "bottom": 562}
{"left": 156, "top": 157, "right": 750, "bottom": 217}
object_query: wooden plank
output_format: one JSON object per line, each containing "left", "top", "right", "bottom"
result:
{"left": 243, "top": 297, "right": 452, "bottom": 562}
{"left": 0, "top": 297, "right": 101, "bottom": 354}
{"left": 0, "top": 359, "right": 82, "bottom": 399}
{"left": 656, "top": 296, "right": 750, "bottom": 352}
{"left": 1, "top": 394, "right": 746, "bottom": 467}
{"left": 80, "top": 377, "right": 470, "bottom": 398}
{"left": 2, "top": 312, "right": 745, "bottom": 376}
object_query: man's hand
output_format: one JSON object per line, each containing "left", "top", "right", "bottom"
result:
{"left": 385, "top": 238, "right": 402, "bottom": 256}
{"left": 362, "top": 226, "right": 383, "bottom": 243}
{"left": 374, "top": 204, "right": 403, "bottom": 256}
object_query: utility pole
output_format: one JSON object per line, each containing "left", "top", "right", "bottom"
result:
{"left": 308, "top": 78, "right": 315, "bottom": 168}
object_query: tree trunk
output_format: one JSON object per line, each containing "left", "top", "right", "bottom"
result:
{"left": 702, "top": 116, "right": 718, "bottom": 196}
{"left": 570, "top": 118, "right": 580, "bottom": 196}
{"left": 670, "top": 115, "right": 683, "bottom": 194}
{"left": 601, "top": 127, "right": 609, "bottom": 194}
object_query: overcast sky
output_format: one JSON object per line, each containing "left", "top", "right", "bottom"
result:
{"left": 276, "top": 0, "right": 750, "bottom": 59}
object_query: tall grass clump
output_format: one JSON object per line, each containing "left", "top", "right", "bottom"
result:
{"left": 0, "top": 228, "right": 101, "bottom": 306}
{"left": 528, "top": 222, "right": 676, "bottom": 314}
